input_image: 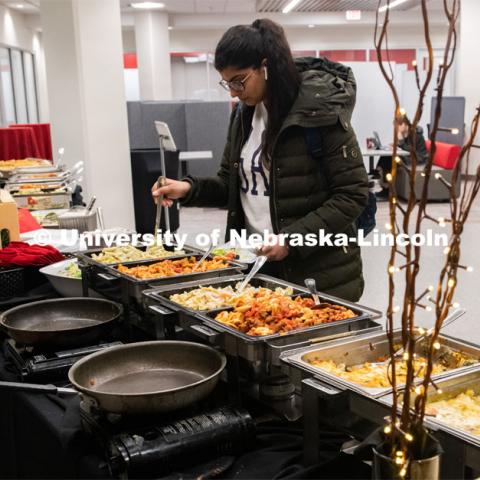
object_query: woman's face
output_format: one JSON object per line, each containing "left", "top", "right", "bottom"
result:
{"left": 219, "top": 65, "right": 267, "bottom": 106}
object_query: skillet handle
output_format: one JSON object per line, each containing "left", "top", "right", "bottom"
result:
{"left": 0, "top": 380, "right": 76, "bottom": 396}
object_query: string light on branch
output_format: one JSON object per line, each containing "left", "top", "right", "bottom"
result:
{"left": 385, "top": 222, "right": 393, "bottom": 231}
{"left": 434, "top": 172, "right": 453, "bottom": 189}
{"left": 424, "top": 213, "right": 450, "bottom": 227}
{"left": 416, "top": 286, "right": 434, "bottom": 303}
{"left": 386, "top": 173, "right": 393, "bottom": 183}
{"left": 438, "top": 127, "right": 460, "bottom": 135}
{"left": 447, "top": 277, "right": 456, "bottom": 288}
{"left": 388, "top": 264, "right": 398, "bottom": 275}
{"left": 416, "top": 302, "right": 432, "bottom": 311}
{"left": 444, "top": 246, "right": 451, "bottom": 255}
{"left": 458, "top": 265, "right": 474, "bottom": 272}
{"left": 433, "top": 341, "right": 441, "bottom": 350}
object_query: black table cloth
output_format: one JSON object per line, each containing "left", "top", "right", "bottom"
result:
{"left": 0, "top": 344, "right": 371, "bottom": 479}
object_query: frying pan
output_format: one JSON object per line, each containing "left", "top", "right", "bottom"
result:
{"left": 0, "top": 298, "right": 122, "bottom": 349}
{"left": 0, "top": 341, "right": 226, "bottom": 415}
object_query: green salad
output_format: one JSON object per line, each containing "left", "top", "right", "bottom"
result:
{"left": 61, "top": 261, "right": 82, "bottom": 279}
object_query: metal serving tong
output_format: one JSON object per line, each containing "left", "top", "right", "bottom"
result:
{"left": 368, "top": 308, "right": 466, "bottom": 367}
{"left": 393, "top": 308, "right": 466, "bottom": 359}
{"left": 154, "top": 176, "right": 166, "bottom": 236}
{"left": 192, "top": 243, "right": 216, "bottom": 271}
{"left": 304, "top": 278, "right": 330, "bottom": 309}
{"left": 236, "top": 255, "right": 268, "bottom": 293}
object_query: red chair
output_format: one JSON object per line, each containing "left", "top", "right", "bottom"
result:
{"left": 425, "top": 139, "right": 461, "bottom": 169}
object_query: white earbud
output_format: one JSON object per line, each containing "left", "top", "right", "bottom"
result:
{"left": 264, "top": 66, "right": 268, "bottom": 80}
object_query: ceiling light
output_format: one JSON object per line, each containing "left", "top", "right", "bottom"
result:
{"left": 168, "top": 26, "right": 173, "bottom": 30}
{"left": 308, "top": 24, "right": 315, "bottom": 28}
{"left": 131, "top": 2, "right": 165, "bottom": 9}
{"left": 378, "top": 0, "right": 408, "bottom": 13}
{"left": 282, "top": 0, "right": 302, "bottom": 14}
{"left": 12, "top": 3, "right": 24, "bottom": 8}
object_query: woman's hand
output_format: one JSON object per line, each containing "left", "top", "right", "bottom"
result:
{"left": 257, "top": 234, "right": 289, "bottom": 261}
{"left": 151, "top": 178, "right": 191, "bottom": 207}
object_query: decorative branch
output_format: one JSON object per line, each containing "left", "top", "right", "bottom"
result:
{"left": 373, "top": 0, "right": 480, "bottom": 474}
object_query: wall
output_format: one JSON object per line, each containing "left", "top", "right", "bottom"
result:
{"left": 0, "top": 5, "right": 34, "bottom": 51}
{"left": 456, "top": 0, "right": 480, "bottom": 170}
{"left": 131, "top": 24, "right": 450, "bottom": 54}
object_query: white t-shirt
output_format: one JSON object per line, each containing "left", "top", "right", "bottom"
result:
{"left": 239, "top": 102, "right": 274, "bottom": 235}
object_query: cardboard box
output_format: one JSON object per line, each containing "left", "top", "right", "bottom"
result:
{"left": 0, "top": 190, "right": 20, "bottom": 248}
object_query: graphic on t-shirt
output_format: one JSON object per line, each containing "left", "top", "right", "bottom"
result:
{"left": 240, "top": 131, "right": 270, "bottom": 196}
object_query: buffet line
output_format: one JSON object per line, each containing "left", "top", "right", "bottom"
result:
{"left": 77, "top": 242, "right": 480, "bottom": 474}
{"left": 2, "top": 237, "right": 480, "bottom": 477}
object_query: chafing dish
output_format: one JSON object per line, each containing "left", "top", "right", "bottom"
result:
{"left": 382, "top": 368, "right": 480, "bottom": 446}
{"left": 79, "top": 251, "right": 246, "bottom": 305}
{"left": 143, "top": 275, "right": 383, "bottom": 377}
{"left": 8, "top": 170, "right": 70, "bottom": 184}
{"left": 300, "top": 373, "right": 480, "bottom": 479}
{"left": 12, "top": 191, "right": 72, "bottom": 210}
{"left": 281, "top": 331, "right": 480, "bottom": 398}
{"left": 77, "top": 243, "right": 203, "bottom": 268}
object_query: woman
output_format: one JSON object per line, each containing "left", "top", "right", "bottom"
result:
{"left": 152, "top": 19, "right": 368, "bottom": 301}
{"left": 376, "top": 114, "right": 428, "bottom": 199}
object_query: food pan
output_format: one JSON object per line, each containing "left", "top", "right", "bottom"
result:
{"left": 145, "top": 277, "right": 382, "bottom": 372}
{"left": 282, "top": 330, "right": 480, "bottom": 398}
{"left": 382, "top": 367, "right": 480, "bottom": 446}
{"left": 80, "top": 253, "right": 246, "bottom": 305}
{"left": 77, "top": 243, "right": 203, "bottom": 268}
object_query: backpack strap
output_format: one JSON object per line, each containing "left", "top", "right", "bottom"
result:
{"left": 304, "top": 127, "right": 323, "bottom": 159}
{"left": 304, "top": 126, "right": 377, "bottom": 236}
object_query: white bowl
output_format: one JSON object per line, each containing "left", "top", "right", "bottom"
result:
{"left": 40, "top": 258, "right": 102, "bottom": 298}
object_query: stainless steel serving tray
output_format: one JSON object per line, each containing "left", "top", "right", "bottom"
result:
{"left": 144, "top": 276, "right": 383, "bottom": 371}
{"left": 300, "top": 374, "right": 480, "bottom": 478}
{"left": 77, "top": 243, "right": 203, "bottom": 268}
{"left": 382, "top": 367, "right": 480, "bottom": 447}
{"left": 8, "top": 170, "right": 70, "bottom": 184}
{"left": 281, "top": 330, "right": 480, "bottom": 398}
{"left": 80, "top": 252, "right": 247, "bottom": 305}
{"left": 143, "top": 273, "right": 305, "bottom": 315}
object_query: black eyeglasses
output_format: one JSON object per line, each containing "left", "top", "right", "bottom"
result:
{"left": 219, "top": 70, "right": 254, "bottom": 92}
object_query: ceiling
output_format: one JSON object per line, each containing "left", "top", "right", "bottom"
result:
{"left": 0, "top": 0, "right": 445, "bottom": 15}
{"left": 258, "top": 0, "right": 421, "bottom": 12}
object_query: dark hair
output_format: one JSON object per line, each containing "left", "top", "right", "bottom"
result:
{"left": 396, "top": 114, "right": 410, "bottom": 126}
{"left": 214, "top": 19, "right": 300, "bottom": 165}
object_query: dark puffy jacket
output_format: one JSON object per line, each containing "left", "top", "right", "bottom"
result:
{"left": 182, "top": 57, "right": 369, "bottom": 301}
{"left": 399, "top": 126, "right": 428, "bottom": 165}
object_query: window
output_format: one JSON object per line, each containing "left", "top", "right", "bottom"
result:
{"left": 0, "top": 46, "right": 39, "bottom": 125}
{"left": 23, "top": 52, "right": 39, "bottom": 123}
{"left": 0, "top": 47, "right": 16, "bottom": 126}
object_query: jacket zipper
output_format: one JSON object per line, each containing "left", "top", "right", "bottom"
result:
{"left": 342, "top": 145, "right": 347, "bottom": 158}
